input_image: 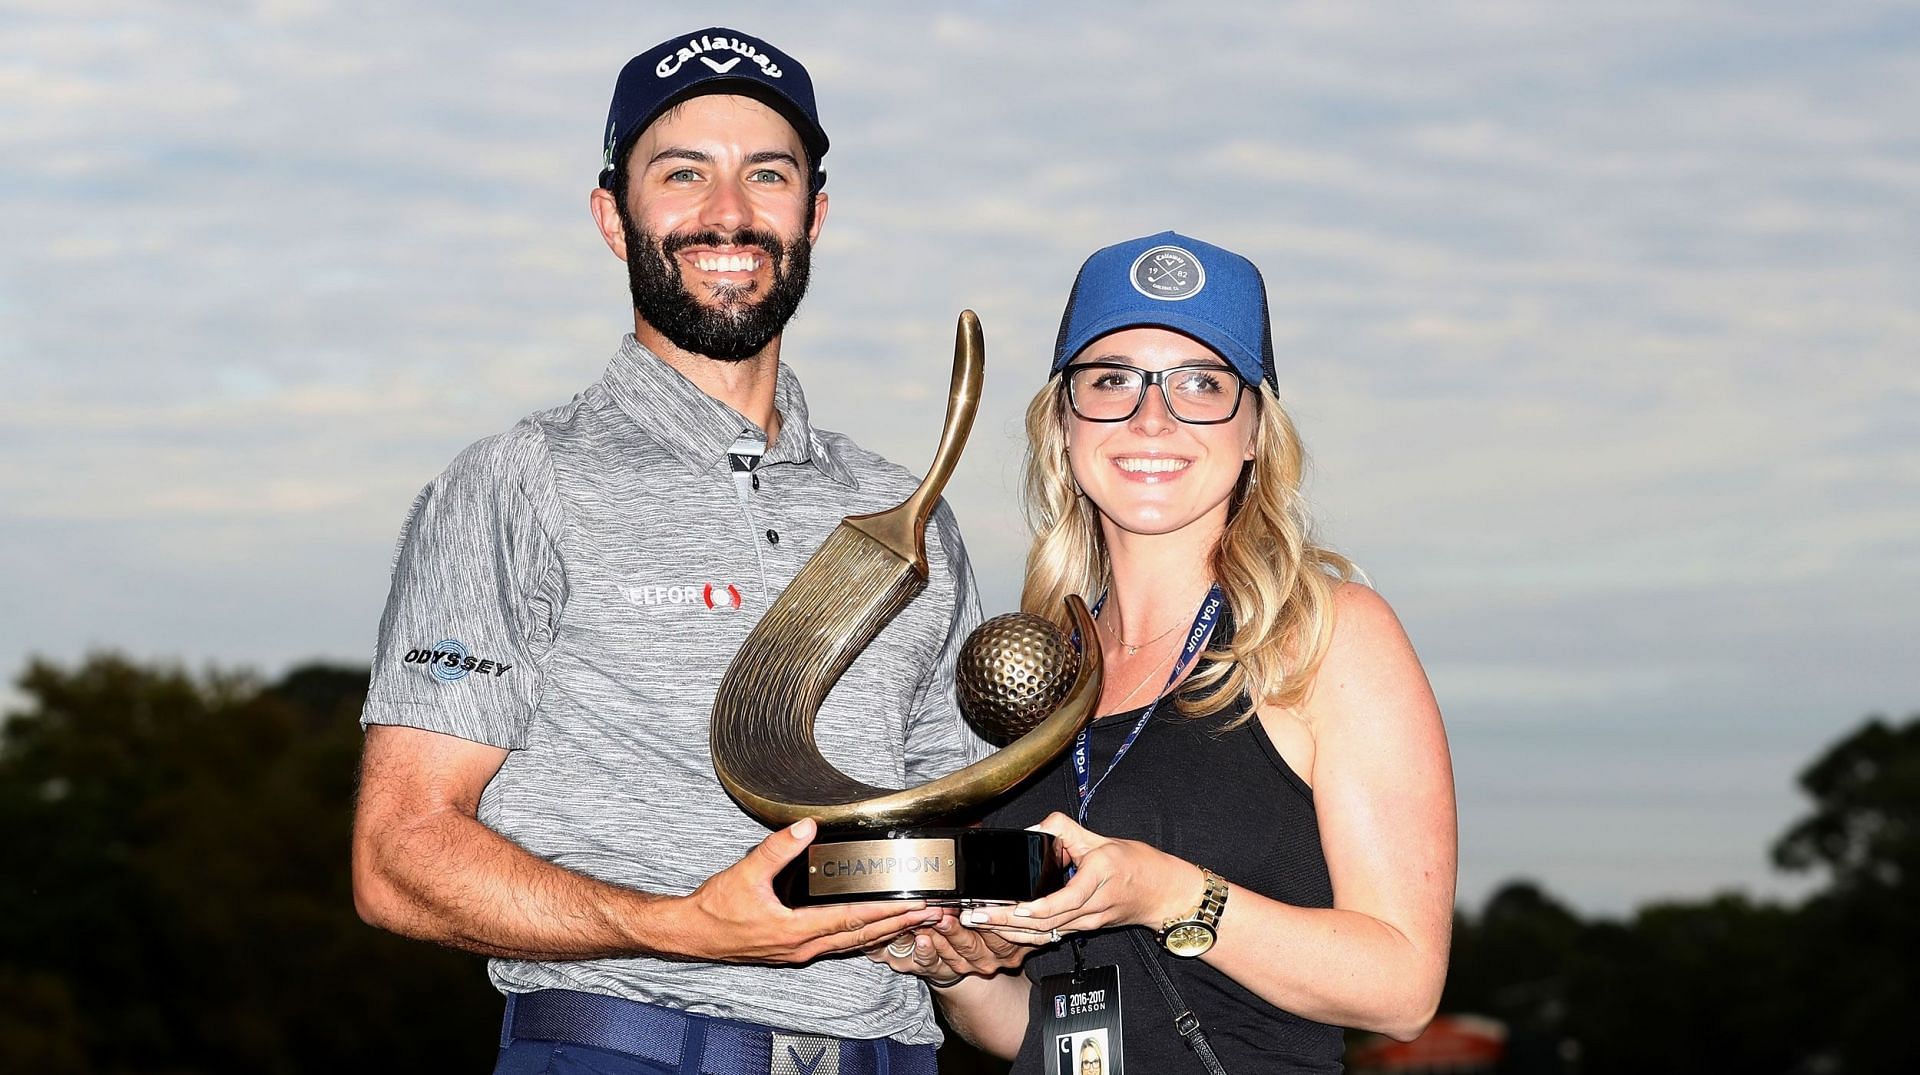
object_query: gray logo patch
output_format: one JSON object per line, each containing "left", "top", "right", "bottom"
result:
{"left": 1130, "top": 245, "right": 1206, "bottom": 301}
{"left": 771, "top": 1031, "right": 840, "bottom": 1075}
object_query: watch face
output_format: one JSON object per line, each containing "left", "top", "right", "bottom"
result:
{"left": 1163, "top": 922, "right": 1215, "bottom": 958}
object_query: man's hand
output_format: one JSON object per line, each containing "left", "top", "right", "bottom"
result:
{"left": 674, "top": 818, "right": 946, "bottom": 965}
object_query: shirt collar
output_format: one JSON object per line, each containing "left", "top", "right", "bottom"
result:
{"left": 600, "top": 336, "right": 857, "bottom": 487}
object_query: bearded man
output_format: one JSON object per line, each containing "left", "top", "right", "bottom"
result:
{"left": 352, "top": 28, "right": 985, "bottom": 1075}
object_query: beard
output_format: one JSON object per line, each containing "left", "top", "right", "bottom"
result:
{"left": 621, "top": 212, "right": 813, "bottom": 363}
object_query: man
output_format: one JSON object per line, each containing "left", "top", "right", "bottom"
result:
{"left": 352, "top": 27, "right": 985, "bottom": 1075}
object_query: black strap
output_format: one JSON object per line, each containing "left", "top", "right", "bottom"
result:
{"left": 1126, "top": 929, "right": 1230, "bottom": 1075}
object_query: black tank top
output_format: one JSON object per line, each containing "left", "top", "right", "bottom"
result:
{"left": 988, "top": 624, "right": 1345, "bottom": 1074}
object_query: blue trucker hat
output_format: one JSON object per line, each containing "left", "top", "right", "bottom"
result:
{"left": 599, "top": 28, "right": 828, "bottom": 192}
{"left": 1051, "top": 231, "right": 1277, "bottom": 389}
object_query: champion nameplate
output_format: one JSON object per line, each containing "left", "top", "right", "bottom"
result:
{"left": 807, "top": 837, "right": 959, "bottom": 896}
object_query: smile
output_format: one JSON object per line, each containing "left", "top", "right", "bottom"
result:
{"left": 1114, "top": 457, "right": 1190, "bottom": 474}
{"left": 689, "top": 252, "right": 763, "bottom": 272}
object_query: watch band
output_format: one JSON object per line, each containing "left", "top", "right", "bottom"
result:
{"left": 1158, "top": 867, "right": 1229, "bottom": 956}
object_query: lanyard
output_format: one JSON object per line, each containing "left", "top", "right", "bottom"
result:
{"left": 1072, "top": 584, "right": 1224, "bottom": 825}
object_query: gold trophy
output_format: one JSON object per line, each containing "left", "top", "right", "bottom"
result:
{"left": 710, "top": 312, "right": 1103, "bottom": 905}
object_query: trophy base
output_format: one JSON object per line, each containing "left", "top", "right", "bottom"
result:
{"left": 775, "top": 826, "right": 1062, "bottom": 907}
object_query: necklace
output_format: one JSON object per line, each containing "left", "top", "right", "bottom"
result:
{"left": 1102, "top": 611, "right": 1187, "bottom": 656}
{"left": 1110, "top": 643, "right": 1177, "bottom": 709}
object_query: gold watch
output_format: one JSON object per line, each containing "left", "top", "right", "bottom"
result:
{"left": 1157, "top": 867, "right": 1228, "bottom": 958}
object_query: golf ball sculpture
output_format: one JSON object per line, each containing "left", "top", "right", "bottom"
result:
{"left": 957, "top": 612, "right": 1082, "bottom": 744}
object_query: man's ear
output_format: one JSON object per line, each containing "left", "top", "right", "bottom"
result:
{"left": 806, "top": 190, "right": 829, "bottom": 245}
{"left": 589, "top": 187, "right": 629, "bottom": 261}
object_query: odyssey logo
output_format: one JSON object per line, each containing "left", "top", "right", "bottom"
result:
{"left": 625, "top": 581, "right": 748, "bottom": 611}
{"left": 656, "top": 34, "right": 783, "bottom": 80}
{"left": 403, "top": 639, "right": 512, "bottom": 682}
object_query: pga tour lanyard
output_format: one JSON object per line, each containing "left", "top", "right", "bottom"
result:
{"left": 1073, "top": 584, "right": 1225, "bottom": 824}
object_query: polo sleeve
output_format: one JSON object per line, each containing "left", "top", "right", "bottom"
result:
{"left": 901, "top": 500, "right": 993, "bottom": 784}
{"left": 361, "top": 425, "right": 563, "bottom": 749}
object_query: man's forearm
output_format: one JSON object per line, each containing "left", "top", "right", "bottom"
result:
{"left": 355, "top": 804, "right": 684, "bottom": 961}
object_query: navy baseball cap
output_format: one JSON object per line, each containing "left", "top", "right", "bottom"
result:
{"left": 1051, "top": 232, "right": 1277, "bottom": 389}
{"left": 599, "top": 28, "right": 829, "bottom": 192}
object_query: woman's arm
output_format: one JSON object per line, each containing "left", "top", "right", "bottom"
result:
{"left": 965, "top": 583, "right": 1457, "bottom": 1041}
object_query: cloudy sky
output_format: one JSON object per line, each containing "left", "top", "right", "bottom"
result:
{"left": 5, "top": 1, "right": 1916, "bottom": 916}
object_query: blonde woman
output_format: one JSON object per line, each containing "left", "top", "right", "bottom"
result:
{"left": 876, "top": 233, "right": 1456, "bottom": 1073}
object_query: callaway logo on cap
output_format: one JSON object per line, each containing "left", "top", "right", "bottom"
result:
{"left": 1130, "top": 244, "right": 1207, "bottom": 300}
{"left": 652, "top": 32, "right": 785, "bottom": 79}
{"left": 598, "top": 27, "right": 829, "bottom": 192}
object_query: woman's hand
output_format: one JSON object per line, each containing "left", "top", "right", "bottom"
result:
{"left": 960, "top": 812, "right": 1203, "bottom": 940}
{"left": 867, "top": 910, "right": 1037, "bottom": 984}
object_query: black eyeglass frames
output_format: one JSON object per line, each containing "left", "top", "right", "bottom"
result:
{"left": 1062, "top": 361, "right": 1252, "bottom": 425}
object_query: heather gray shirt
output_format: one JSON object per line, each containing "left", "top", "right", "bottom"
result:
{"left": 362, "top": 337, "right": 988, "bottom": 1045}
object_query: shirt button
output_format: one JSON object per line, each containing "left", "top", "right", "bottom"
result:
{"left": 766, "top": 529, "right": 780, "bottom": 545}
{"left": 751, "top": 474, "right": 761, "bottom": 491}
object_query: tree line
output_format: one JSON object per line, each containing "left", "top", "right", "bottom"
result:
{"left": 0, "top": 655, "right": 1912, "bottom": 1073}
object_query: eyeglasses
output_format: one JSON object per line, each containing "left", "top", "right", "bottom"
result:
{"left": 1063, "top": 362, "right": 1251, "bottom": 425}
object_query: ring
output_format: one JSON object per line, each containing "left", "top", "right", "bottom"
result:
{"left": 1049, "top": 928, "right": 1062, "bottom": 943}
{"left": 886, "top": 938, "right": 915, "bottom": 958}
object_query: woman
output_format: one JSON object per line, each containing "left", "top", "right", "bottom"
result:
{"left": 875, "top": 232, "right": 1456, "bottom": 1073}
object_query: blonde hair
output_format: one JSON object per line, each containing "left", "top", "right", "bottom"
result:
{"left": 1020, "top": 380, "right": 1353, "bottom": 720}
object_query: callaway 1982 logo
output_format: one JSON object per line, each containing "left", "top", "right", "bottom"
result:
{"left": 1130, "top": 244, "right": 1206, "bottom": 300}
{"left": 402, "top": 639, "right": 513, "bottom": 682}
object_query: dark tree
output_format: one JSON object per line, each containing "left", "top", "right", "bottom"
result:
{"left": 0, "top": 656, "right": 498, "bottom": 1073}
{"left": 1565, "top": 895, "right": 1806, "bottom": 1075}
{"left": 1773, "top": 715, "right": 1920, "bottom": 895}
{"left": 1434, "top": 712, "right": 1920, "bottom": 1075}
{"left": 1770, "top": 714, "right": 1920, "bottom": 1075}
{"left": 1439, "top": 881, "right": 1586, "bottom": 1074}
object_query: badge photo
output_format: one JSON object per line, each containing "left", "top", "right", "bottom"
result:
{"left": 1059, "top": 1029, "right": 1109, "bottom": 1075}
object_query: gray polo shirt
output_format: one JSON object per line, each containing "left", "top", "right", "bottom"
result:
{"left": 363, "top": 336, "right": 987, "bottom": 1045}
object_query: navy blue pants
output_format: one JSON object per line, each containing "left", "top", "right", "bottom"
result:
{"left": 496, "top": 1039, "right": 678, "bottom": 1074}
{"left": 494, "top": 990, "right": 937, "bottom": 1075}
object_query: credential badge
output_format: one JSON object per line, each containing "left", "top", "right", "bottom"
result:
{"left": 1129, "top": 245, "right": 1206, "bottom": 301}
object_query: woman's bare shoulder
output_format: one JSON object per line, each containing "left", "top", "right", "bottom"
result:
{"left": 1301, "top": 580, "right": 1432, "bottom": 726}
{"left": 1325, "top": 580, "right": 1417, "bottom": 660}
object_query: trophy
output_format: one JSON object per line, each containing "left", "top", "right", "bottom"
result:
{"left": 710, "top": 311, "right": 1103, "bottom": 906}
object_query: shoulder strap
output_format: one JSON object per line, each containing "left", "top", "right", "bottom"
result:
{"left": 1126, "top": 929, "right": 1230, "bottom": 1075}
